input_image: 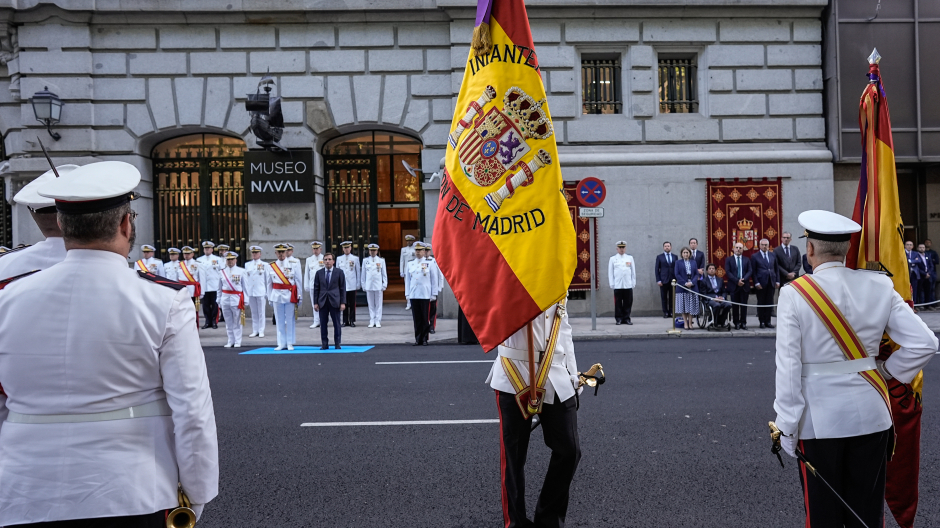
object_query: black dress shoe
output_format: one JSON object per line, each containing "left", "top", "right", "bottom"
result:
{"left": 422, "top": 341, "right": 429, "bottom": 346}
{"left": 663, "top": 314, "right": 669, "bottom": 319}
{"left": 320, "top": 345, "right": 329, "bottom": 350}
{"left": 201, "top": 324, "right": 211, "bottom": 329}
{"left": 430, "top": 329, "right": 436, "bottom": 334}
{"left": 413, "top": 342, "right": 422, "bottom": 346}
{"left": 350, "top": 322, "right": 356, "bottom": 328}
{"left": 615, "top": 321, "right": 622, "bottom": 325}
{"left": 740, "top": 325, "right": 748, "bottom": 330}
{"left": 765, "top": 323, "right": 775, "bottom": 329}
{"left": 626, "top": 320, "right": 633, "bottom": 325}
{"left": 212, "top": 324, "right": 218, "bottom": 329}
{"left": 343, "top": 323, "right": 349, "bottom": 327}
{"left": 335, "top": 345, "right": 341, "bottom": 349}
{"left": 759, "top": 323, "right": 766, "bottom": 329}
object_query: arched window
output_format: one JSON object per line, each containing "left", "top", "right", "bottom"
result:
{"left": 152, "top": 134, "right": 248, "bottom": 261}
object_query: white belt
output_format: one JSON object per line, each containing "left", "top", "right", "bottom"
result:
{"left": 6, "top": 398, "right": 172, "bottom": 424}
{"left": 801, "top": 357, "right": 876, "bottom": 377}
{"left": 498, "top": 346, "right": 564, "bottom": 365}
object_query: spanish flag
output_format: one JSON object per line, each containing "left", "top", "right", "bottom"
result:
{"left": 846, "top": 49, "right": 920, "bottom": 528}
{"left": 432, "top": 0, "right": 576, "bottom": 352}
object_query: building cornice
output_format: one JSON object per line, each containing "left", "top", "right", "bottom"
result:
{"left": 558, "top": 143, "right": 832, "bottom": 166}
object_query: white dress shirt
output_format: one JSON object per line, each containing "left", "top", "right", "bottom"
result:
{"left": 0, "top": 250, "right": 218, "bottom": 525}
{"left": 362, "top": 256, "right": 388, "bottom": 291}
{"left": 0, "top": 237, "right": 67, "bottom": 281}
{"left": 608, "top": 253, "right": 636, "bottom": 289}
{"left": 243, "top": 258, "right": 271, "bottom": 298}
{"left": 774, "top": 262, "right": 938, "bottom": 440}
{"left": 335, "top": 253, "right": 361, "bottom": 291}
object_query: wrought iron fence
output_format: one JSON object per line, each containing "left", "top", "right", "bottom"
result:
{"left": 658, "top": 58, "right": 699, "bottom": 114}
{"left": 581, "top": 59, "right": 622, "bottom": 114}
{"left": 0, "top": 176, "right": 10, "bottom": 248}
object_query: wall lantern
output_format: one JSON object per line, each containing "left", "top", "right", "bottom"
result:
{"left": 30, "top": 86, "right": 63, "bottom": 141}
{"left": 245, "top": 74, "right": 285, "bottom": 151}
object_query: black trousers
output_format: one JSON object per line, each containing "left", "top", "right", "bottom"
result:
{"left": 659, "top": 283, "right": 673, "bottom": 316}
{"left": 429, "top": 299, "right": 438, "bottom": 330}
{"left": 798, "top": 429, "right": 890, "bottom": 528}
{"left": 613, "top": 288, "right": 633, "bottom": 322}
{"left": 319, "top": 300, "right": 342, "bottom": 346}
{"left": 729, "top": 287, "right": 749, "bottom": 325}
{"left": 202, "top": 291, "right": 218, "bottom": 326}
{"left": 755, "top": 284, "right": 775, "bottom": 324}
{"left": 705, "top": 298, "right": 730, "bottom": 325}
{"left": 497, "top": 391, "right": 580, "bottom": 528}
{"left": 411, "top": 298, "right": 430, "bottom": 344}
{"left": 10, "top": 510, "right": 167, "bottom": 527}
{"left": 343, "top": 290, "right": 357, "bottom": 324}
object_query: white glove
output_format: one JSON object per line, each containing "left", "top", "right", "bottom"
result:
{"left": 780, "top": 435, "right": 797, "bottom": 458}
{"left": 570, "top": 374, "right": 583, "bottom": 395}
{"left": 431, "top": 296, "right": 437, "bottom": 301}
{"left": 876, "top": 360, "right": 894, "bottom": 380}
{"left": 192, "top": 503, "right": 205, "bottom": 521}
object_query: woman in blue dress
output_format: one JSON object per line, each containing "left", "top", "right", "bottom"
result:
{"left": 674, "top": 246, "right": 700, "bottom": 329}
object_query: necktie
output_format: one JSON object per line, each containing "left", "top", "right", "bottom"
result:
{"left": 785, "top": 246, "right": 790, "bottom": 258}
{"left": 764, "top": 252, "right": 769, "bottom": 263}
{"left": 667, "top": 253, "right": 671, "bottom": 265}
{"left": 327, "top": 270, "right": 331, "bottom": 284}
{"left": 711, "top": 277, "right": 717, "bottom": 290}
{"left": 737, "top": 256, "right": 742, "bottom": 275}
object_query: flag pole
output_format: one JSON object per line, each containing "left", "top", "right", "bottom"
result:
{"left": 527, "top": 321, "right": 538, "bottom": 407}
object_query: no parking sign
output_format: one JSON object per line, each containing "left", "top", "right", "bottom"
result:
{"left": 576, "top": 177, "right": 606, "bottom": 207}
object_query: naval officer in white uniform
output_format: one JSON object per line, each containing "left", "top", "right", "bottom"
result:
{"left": 336, "top": 241, "right": 361, "bottom": 327}
{"left": 244, "top": 245, "right": 269, "bottom": 338}
{"left": 197, "top": 241, "right": 223, "bottom": 329}
{"left": 305, "top": 241, "right": 326, "bottom": 328}
{"left": 404, "top": 242, "right": 438, "bottom": 345}
{"left": 608, "top": 241, "right": 636, "bottom": 325}
{"left": 400, "top": 234, "right": 417, "bottom": 309}
{"left": 134, "top": 244, "right": 166, "bottom": 277}
{"left": 0, "top": 160, "right": 218, "bottom": 526}
{"left": 219, "top": 251, "right": 246, "bottom": 348}
{"left": 362, "top": 243, "right": 388, "bottom": 328}
{"left": 773, "top": 210, "right": 938, "bottom": 528}
{"left": 267, "top": 243, "right": 302, "bottom": 350}
{"left": 0, "top": 164, "right": 78, "bottom": 281}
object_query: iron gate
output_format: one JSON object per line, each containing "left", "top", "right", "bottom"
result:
{"left": 0, "top": 176, "right": 10, "bottom": 248}
{"left": 324, "top": 156, "right": 377, "bottom": 256}
{"left": 152, "top": 134, "right": 249, "bottom": 263}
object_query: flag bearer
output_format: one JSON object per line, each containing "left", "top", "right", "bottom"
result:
{"left": 362, "top": 243, "right": 388, "bottom": 328}
{"left": 244, "top": 246, "right": 269, "bottom": 338}
{"left": 267, "top": 243, "right": 301, "bottom": 351}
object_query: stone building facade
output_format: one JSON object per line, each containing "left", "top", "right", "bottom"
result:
{"left": 0, "top": 0, "right": 832, "bottom": 316}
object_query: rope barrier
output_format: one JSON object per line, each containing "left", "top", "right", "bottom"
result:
{"left": 675, "top": 283, "right": 779, "bottom": 308}
{"left": 913, "top": 299, "right": 940, "bottom": 308}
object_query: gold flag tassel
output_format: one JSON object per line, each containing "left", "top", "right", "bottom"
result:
{"left": 471, "top": 22, "right": 493, "bottom": 57}
{"left": 240, "top": 308, "right": 246, "bottom": 326}
{"left": 294, "top": 304, "right": 299, "bottom": 321}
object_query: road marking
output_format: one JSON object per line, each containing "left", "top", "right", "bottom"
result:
{"left": 301, "top": 419, "right": 499, "bottom": 427}
{"left": 375, "top": 360, "right": 492, "bottom": 365}
{"left": 240, "top": 345, "right": 374, "bottom": 355}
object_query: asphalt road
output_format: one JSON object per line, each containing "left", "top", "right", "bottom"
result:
{"left": 198, "top": 338, "right": 940, "bottom": 528}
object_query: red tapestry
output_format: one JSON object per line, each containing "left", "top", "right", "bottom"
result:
{"left": 564, "top": 181, "right": 598, "bottom": 290}
{"left": 706, "top": 178, "right": 783, "bottom": 279}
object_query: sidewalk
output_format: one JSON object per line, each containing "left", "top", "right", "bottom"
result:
{"left": 198, "top": 304, "right": 940, "bottom": 347}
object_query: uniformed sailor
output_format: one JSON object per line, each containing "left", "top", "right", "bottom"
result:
{"left": 244, "top": 246, "right": 269, "bottom": 338}
{"left": 400, "top": 234, "right": 417, "bottom": 309}
{"left": 362, "top": 243, "right": 388, "bottom": 328}
{"left": 179, "top": 246, "right": 203, "bottom": 303}
{"left": 608, "top": 241, "right": 636, "bottom": 325}
{"left": 405, "top": 242, "right": 438, "bottom": 345}
{"left": 267, "top": 243, "right": 302, "bottom": 351}
{"left": 164, "top": 247, "right": 182, "bottom": 282}
{"left": 773, "top": 210, "right": 938, "bottom": 528}
{"left": 0, "top": 160, "right": 218, "bottom": 526}
{"left": 219, "top": 252, "right": 246, "bottom": 348}
{"left": 216, "top": 244, "right": 230, "bottom": 258}
{"left": 426, "top": 243, "right": 444, "bottom": 334}
{"left": 197, "top": 241, "right": 223, "bottom": 329}
{"left": 305, "top": 241, "right": 326, "bottom": 328}
{"left": 0, "top": 164, "right": 78, "bottom": 281}
{"left": 336, "top": 241, "right": 361, "bottom": 327}
{"left": 134, "top": 244, "right": 166, "bottom": 277}
{"left": 486, "top": 299, "right": 582, "bottom": 528}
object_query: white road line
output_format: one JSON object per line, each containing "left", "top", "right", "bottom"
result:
{"left": 301, "top": 419, "right": 499, "bottom": 427}
{"left": 375, "top": 360, "right": 492, "bottom": 365}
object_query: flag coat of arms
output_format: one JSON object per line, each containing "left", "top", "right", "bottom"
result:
{"left": 432, "top": 0, "right": 577, "bottom": 352}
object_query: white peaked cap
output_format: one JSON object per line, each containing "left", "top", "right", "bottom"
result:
{"left": 38, "top": 161, "right": 141, "bottom": 213}
{"left": 14, "top": 165, "right": 80, "bottom": 209}
{"left": 798, "top": 210, "right": 861, "bottom": 242}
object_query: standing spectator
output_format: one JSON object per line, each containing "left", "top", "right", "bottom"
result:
{"left": 905, "top": 241, "right": 925, "bottom": 296}
{"left": 336, "top": 241, "right": 361, "bottom": 327}
{"left": 925, "top": 239, "right": 938, "bottom": 307}
{"left": 305, "top": 241, "right": 325, "bottom": 328}
{"left": 654, "top": 242, "right": 676, "bottom": 318}
{"left": 699, "top": 263, "right": 731, "bottom": 329}
{"left": 607, "top": 240, "right": 636, "bottom": 325}
{"left": 752, "top": 238, "right": 780, "bottom": 329}
{"left": 674, "top": 247, "right": 700, "bottom": 330}
{"left": 773, "top": 232, "right": 801, "bottom": 287}
{"left": 244, "top": 246, "right": 269, "bottom": 338}
{"left": 313, "top": 253, "right": 345, "bottom": 350}
{"left": 362, "top": 243, "right": 388, "bottom": 328}
{"left": 689, "top": 238, "right": 705, "bottom": 275}
{"left": 725, "top": 242, "right": 752, "bottom": 330}
{"left": 917, "top": 243, "right": 935, "bottom": 307}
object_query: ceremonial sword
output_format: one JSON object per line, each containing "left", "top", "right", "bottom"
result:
{"left": 768, "top": 422, "right": 869, "bottom": 528}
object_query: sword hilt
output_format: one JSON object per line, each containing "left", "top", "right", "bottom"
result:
{"left": 768, "top": 421, "right": 785, "bottom": 468}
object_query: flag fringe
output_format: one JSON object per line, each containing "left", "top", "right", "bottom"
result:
{"left": 472, "top": 22, "right": 493, "bottom": 56}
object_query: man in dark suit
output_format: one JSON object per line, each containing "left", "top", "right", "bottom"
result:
{"left": 924, "top": 239, "right": 938, "bottom": 308}
{"left": 313, "top": 253, "right": 346, "bottom": 349}
{"left": 752, "top": 238, "right": 781, "bottom": 328}
{"left": 724, "top": 242, "right": 752, "bottom": 330}
{"left": 655, "top": 241, "right": 676, "bottom": 318}
{"left": 918, "top": 243, "right": 935, "bottom": 307}
{"left": 773, "top": 232, "right": 801, "bottom": 287}
{"left": 699, "top": 263, "right": 731, "bottom": 329}
{"left": 905, "top": 241, "right": 925, "bottom": 298}
{"left": 689, "top": 238, "right": 705, "bottom": 275}
{"left": 802, "top": 253, "right": 812, "bottom": 275}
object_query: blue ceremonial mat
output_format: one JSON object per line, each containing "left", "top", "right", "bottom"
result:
{"left": 239, "top": 346, "right": 374, "bottom": 355}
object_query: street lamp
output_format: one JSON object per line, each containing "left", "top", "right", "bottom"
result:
{"left": 30, "top": 87, "right": 63, "bottom": 141}
{"left": 245, "top": 74, "right": 285, "bottom": 151}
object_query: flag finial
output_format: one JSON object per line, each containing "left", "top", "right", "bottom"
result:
{"left": 868, "top": 48, "right": 881, "bottom": 65}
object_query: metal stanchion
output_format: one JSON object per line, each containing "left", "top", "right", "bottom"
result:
{"left": 668, "top": 279, "right": 682, "bottom": 335}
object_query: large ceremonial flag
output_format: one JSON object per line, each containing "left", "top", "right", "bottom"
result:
{"left": 432, "top": 0, "right": 576, "bottom": 352}
{"left": 846, "top": 48, "right": 920, "bottom": 528}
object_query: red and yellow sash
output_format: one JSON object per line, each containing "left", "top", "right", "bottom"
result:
{"left": 179, "top": 261, "right": 201, "bottom": 297}
{"left": 136, "top": 259, "right": 148, "bottom": 272}
{"left": 221, "top": 270, "right": 245, "bottom": 310}
{"left": 271, "top": 262, "right": 299, "bottom": 303}
{"left": 790, "top": 276, "right": 893, "bottom": 420}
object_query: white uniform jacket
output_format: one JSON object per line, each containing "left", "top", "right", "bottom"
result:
{"left": 399, "top": 244, "right": 416, "bottom": 277}
{"left": 486, "top": 302, "right": 579, "bottom": 404}
{"left": 288, "top": 256, "right": 303, "bottom": 288}
{"left": 243, "top": 259, "right": 271, "bottom": 298}
{"left": 0, "top": 250, "right": 218, "bottom": 525}
{"left": 362, "top": 256, "right": 388, "bottom": 291}
{"left": 0, "top": 237, "right": 66, "bottom": 281}
{"left": 179, "top": 259, "right": 205, "bottom": 298}
{"left": 608, "top": 253, "right": 636, "bottom": 289}
{"left": 774, "top": 262, "right": 938, "bottom": 440}
{"left": 164, "top": 260, "right": 182, "bottom": 282}
{"left": 196, "top": 254, "right": 223, "bottom": 292}
{"left": 266, "top": 258, "right": 302, "bottom": 304}
{"left": 304, "top": 253, "right": 325, "bottom": 293}
{"left": 218, "top": 265, "right": 246, "bottom": 307}
{"left": 336, "top": 253, "right": 360, "bottom": 291}
{"left": 134, "top": 256, "right": 166, "bottom": 277}
{"left": 405, "top": 258, "right": 439, "bottom": 300}
{"left": 428, "top": 256, "right": 445, "bottom": 294}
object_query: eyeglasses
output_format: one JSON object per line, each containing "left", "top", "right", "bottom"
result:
{"left": 128, "top": 211, "right": 139, "bottom": 220}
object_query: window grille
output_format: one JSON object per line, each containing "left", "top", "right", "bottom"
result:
{"left": 581, "top": 58, "right": 622, "bottom": 114}
{"left": 658, "top": 57, "right": 698, "bottom": 114}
